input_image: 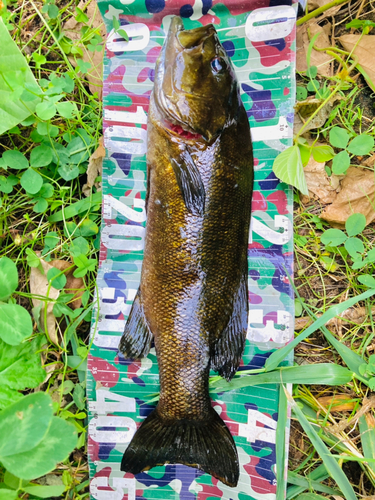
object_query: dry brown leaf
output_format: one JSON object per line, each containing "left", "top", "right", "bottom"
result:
{"left": 294, "top": 97, "right": 339, "bottom": 134}
{"left": 305, "top": 0, "right": 342, "bottom": 20}
{"left": 295, "top": 305, "right": 375, "bottom": 330}
{"left": 49, "top": 379, "right": 68, "bottom": 408}
{"left": 304, "top": 155, "right": 341, "bottom": 204}
{"left": 82, "top": 136, "right": 104, "bottom": 196}
{"left": 30, "top": 259, "right": 85, "bottom": 345}
{"left": 321, "top": 167, "right": 375, "bottom": 226}
{"left": 51, "top": 259, "right": 85, "bottom": 309}
{"left": 339, "top": 34, "right": 375, "bottom": 92}
{"left": 41, "top": 362, "right": 64, "bottom": 385}
{"left": 296, "top": 22, "right": 332, "bottom": 77}
{"left": 362, "top": 412, "right": 375, "bottom": 428}
{"left": 330, "top": 396, "right": 375, "bottom": 433}
{"left": 36, "top": 475, "right": 65, "bottom": 487}
{"left": 8, "top": 229, "right": 36, "bottom": 246}
{"left": 30, "top": 260, "right": 59, "bottom": 344}
{"left": 308, "top": 0, "right": 331, "bottom": 8}
{"left": 63, "top": 1, "right": 106, "bottom": 97}
{"left": 318, "top": 394, "right": 357, "bottom": 412}
{"left": 362, "top": 153, "right": 375, "bottom": 168}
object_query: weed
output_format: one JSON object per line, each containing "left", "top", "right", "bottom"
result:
{"left": 276, "top": 16, "right": 375, "bottom": 194}
{"left": 320, "top": 213, "right": 375, "bottom": 285}
{"left": 0, "top": 0, "right": 102, "bottom": 496}
{"left": 0, "top": 257, "right": 79, "bottom": 496}
{"left": 2, "top": 0, "right": 375, "bottom": 498}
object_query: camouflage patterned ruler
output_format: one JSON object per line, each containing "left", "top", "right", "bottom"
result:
{"left": 88, "top": 1, "right": 297, "bottom": 498}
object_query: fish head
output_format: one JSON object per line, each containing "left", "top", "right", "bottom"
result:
{"left": 154, "top": 16, "right": 240, "bottom": 142}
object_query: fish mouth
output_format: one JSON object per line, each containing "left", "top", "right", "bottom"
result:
{"left": 154, "top": 16, "right": 221, "bottom": 142}
{"left": 172, "top": 16, "right": 215, "bottom": 50}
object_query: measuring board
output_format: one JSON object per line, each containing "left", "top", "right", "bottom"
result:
{"left": 88, "top": 1, "right": 297, "bottom": 498}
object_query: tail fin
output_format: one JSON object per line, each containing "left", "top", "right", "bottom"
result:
{"left": 121, "top": 407, "right": 239, "bottom": 487}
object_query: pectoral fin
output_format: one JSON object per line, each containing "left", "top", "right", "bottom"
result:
{"left": 210, "top": 271, "right": 248, "bottom": 381}
{"left": 119, "top": 288, "right": 152, "bottom": 359}
{"left": 170, "top": 149, "right": 205, "bottom": 216}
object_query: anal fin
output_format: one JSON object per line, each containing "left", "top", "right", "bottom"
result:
{"left": 211, "top": 271, "right": 248, "bottom": 381}
{"left": 170, "top": 148, "right": 205, "bottom": 216}
{"left": 118, "top": 288, "right": 152, "bottom": 359}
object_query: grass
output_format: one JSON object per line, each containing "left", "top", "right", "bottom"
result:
{"left": 1, "top": 0, "right": 375, "bottom": 498}
{"left": 0, "top": 0, "right": 103, "bottom": 497}
{"left": 289, "top": 10, "right": 375, "bottom": 489}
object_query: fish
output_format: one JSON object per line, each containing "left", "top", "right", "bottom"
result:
{"left": 119, "top": 16, "right": 253, "bottom": 488}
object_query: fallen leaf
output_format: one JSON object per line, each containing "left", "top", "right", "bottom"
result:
{"left": 321, "top": 167, "right": 375, "bottom": 226}
{"left": 308, "top": 0, "right": 329, "bottom": 8}
{"left": 41, "top": 362, "right": 64, "bottom": 385}
{"left": 330, "top": 396, "right": 375, "bottom": 433}
{"left": 30, "top": 259, "right": 85, "bottom": 345}
{"left": 82, "top": 136, "right": 104, "bottom": 197}
{"left": 304, "top": 155, "right": 341, "bottom": 204}
{"left": 294, "top": 97, "right": 338, "bottom": 134}
{"left": 51, "top": 260, "right": 85, "bottom": 309}
{"left": 63, "top": 1, "right": 106, "bottom": 97}
{"left": 35, "top": 474, "right": 65, "bottom": 487}
{"left": 30, "top": 260, "right": 59, "bottom": 344}
{"left": 49, "top": 378, "right": 68, "bottom": 408}
{"left": 362, "top": 412, "right": 375, "bottom": 427}
{"left": 9, "top": 229, "right": 36, "bottom": 246}
{"left": 295, "top": 305, "right": 375, "bottom": 330}
{"left": 362, "top": 153, "right": 375, "bottom": 168}
{"left": 339, "top": 35, "right": 375, "bottom": 92}
{"left": 296, "top": 22, "right": 332, "bottom": 77}
{"left": 318, "top": 394, "right": 357, "bottom": 412}
{"left": 306, "top": 0, "right": 342, "bottom": 19}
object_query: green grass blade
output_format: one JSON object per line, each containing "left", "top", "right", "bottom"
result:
{"left": 306, "top": 32, "right": 321, "bottom": 70}
{"left": 355, "top": 63, "right": 375, "bottom": 93}
{"left": 276, "top": 385, "right": 288, "bottom": 500}
{"left": 285, "top": 389, "right": 357, "bottom": 500}
{"left": 294, "top": 494, "right": 327, "bottom": 500}
{"left": 287, "top": 464, "right": 329, "bottom": 499}
{"left": 65, "top": 303, "right": 95, "bottom": 345}
{"left": 210, "top": 364, "right": 352, "bottom": 393}
{"left": 287, "top": 272, "right": 370, "bottom": 382}
{"left": 322, "top": 328, "right": 364, "bottom": 377}
{"left": 287, "top": 469, "right": 339, "bottom": 497}
{"left": 329, "top": 454, "right": 375, "bottom": 464}
{"left": 357, "top": 413, "right": 375, "bottom": 474}
{"left": 48, "top": 191, "right": 102, "bottom": 222}
{"left": 265, "top": 289, "right": 375, "bottom": 372}
{"left": 298, "top": 298, "right": 368, "bottom": 383}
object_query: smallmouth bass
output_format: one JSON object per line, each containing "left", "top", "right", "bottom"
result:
{"left": 119, "top": 16, "right": 253, "bottom": 487}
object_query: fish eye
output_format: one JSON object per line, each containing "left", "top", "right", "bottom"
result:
{"left": 211, "top": 57, "right": 225, "bottom": 74}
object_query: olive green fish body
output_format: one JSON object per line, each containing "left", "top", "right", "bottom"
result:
{"left": 119, "top": 16, "right": 253, "bottom": 487}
